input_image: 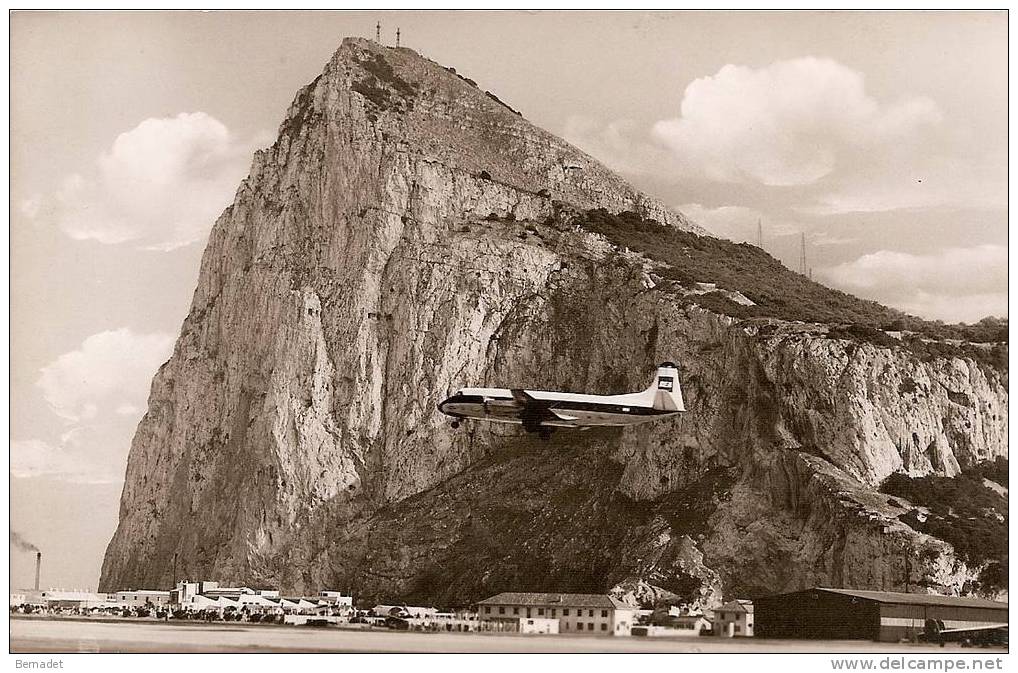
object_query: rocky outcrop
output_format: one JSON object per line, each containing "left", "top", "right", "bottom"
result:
{"left": 100, "top": 38, "right": 1007, "bottom": 605}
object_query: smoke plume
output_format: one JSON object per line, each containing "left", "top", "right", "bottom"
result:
{"left": 10, "top": 531, "right": 39, "bottom": 553}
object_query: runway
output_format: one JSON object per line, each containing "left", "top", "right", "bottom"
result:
{"left": 10, "top": 617, "right": 997, "bottom": 653}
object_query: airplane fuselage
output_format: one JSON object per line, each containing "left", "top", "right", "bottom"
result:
{"left": 439, "top": 387, "right": 678, "bottom": 429}
{"left": 437, "top": 363, "right": 686, "bottom": 438}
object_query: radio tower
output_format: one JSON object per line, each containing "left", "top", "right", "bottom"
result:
{"left": 799, "top": 232, "right": 807, "bottom": 275}
{"left": 757, "top": 218, "right": 763, "bottom": 249}
{"left": 376, "top": 21, "right": 381, "bottom": 43}
{"left": 396, "top": 27, "right": 401, "bottom": 47}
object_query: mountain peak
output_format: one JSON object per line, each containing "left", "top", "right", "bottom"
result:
{"left": 273, "top": 36, "right": 702, "bottom": 233}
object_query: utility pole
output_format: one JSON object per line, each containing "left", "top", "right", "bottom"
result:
{"left": 376, "top": 21, "right": 381, "bottom": 43}
{"left": 396, "top": 27, "right": 401, "bottom": 48}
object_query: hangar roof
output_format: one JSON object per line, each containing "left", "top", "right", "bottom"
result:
{"left": 814, "top": 588, "right": 1007, "bottom": 610}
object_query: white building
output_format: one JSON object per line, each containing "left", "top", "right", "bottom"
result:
{"left": 713, "top": 599, "right": 754, "bottom": 637}
{"left": 166, "top": 580, "right": 348, "bottom": 616}
{"left": 477, "top": 592, "right": 637, "bottom": 636}
{"left": 32, "top": 590, "right": 109, "bottom": 609}
{"left": 111, "top": 590, "right": 171, "bottom": 607}
{"left": 171, "top": 580, "right": 278, "bottom": 606}
{"left": 318, "top": 591, "right": 353, "bottom": 608}
{"left": 233, "top": 594, "right": 282, "bottom": 614}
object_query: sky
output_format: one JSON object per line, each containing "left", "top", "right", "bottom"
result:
{"left": 9, "top": 10, "right": 1007, "bottom": 590}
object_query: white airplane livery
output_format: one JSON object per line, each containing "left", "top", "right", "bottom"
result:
{"left": 438, "top": 362, "right": 685, "bottom": 439}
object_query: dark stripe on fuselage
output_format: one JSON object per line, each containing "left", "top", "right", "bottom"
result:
{"left": 551, "top": 401, "right": 673, "bottom": 416}
{"left": 443, "top": 395, "right": 487, "bottom": 405}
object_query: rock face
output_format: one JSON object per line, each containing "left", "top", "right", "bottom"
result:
{"left": 100, "top": 38, "right": 1007, "bottom": 605}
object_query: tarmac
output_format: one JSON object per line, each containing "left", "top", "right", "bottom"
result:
{"left": 9, "top": 616, "right": 1003, "bottom": 653}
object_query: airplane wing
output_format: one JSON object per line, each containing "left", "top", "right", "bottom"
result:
{"left": 510, "top": 389, "right": 561, "bottom": 426}
{"left": 923, "top": 624, "right": 1008, "bottom": 646}
{"left": 940, "top": 624, "right": 1008, "bottom": 635}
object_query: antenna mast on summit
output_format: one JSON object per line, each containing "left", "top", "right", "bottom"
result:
{"left": 757, "top": 218, "right": 763, "bottom": 249}
{"left": 800, "top": 232, "right": 807, "bottom": 275}
{"left": 396, "top": 27, "right": 401, "bottom": 47}
{"left": 376, "top": 21, "right": 381, "bottom": 43}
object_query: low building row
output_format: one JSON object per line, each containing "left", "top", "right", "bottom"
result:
{"left": 11, "top": 580, "right": 354, "bottom": 616}
{"left": 15, "top": 581, "right": 1002, "bottom": 643}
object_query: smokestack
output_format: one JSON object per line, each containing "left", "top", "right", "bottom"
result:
{"left": 35, "top": 552, "right": 41, "bottom": 591}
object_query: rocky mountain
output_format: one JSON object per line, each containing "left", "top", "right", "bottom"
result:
{"left": 100, "top": 38, "right": 1008, "bottom": 607}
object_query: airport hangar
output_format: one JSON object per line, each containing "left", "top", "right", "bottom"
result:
{"left": 754, "top": 588, "right": 1007, "bottom": 642}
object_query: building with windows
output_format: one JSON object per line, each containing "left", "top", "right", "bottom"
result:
{"left": 318, "top": 591, "right": 353, "bottom": 608}
{"left": 32, "top": 590, "right": 110, "bottom": 610}
{"left": 519, "top": 617, "right": 559, "bottom": 634}
{"left": 477, "top": 592, "right": 636, "bottom": 636}
{"left": 111, "top": 590, "right": 171, "bottom": 607}
{"left": 753, "top": 588, "right": 1008, "bottom": 642}
{"left": 713, "top": 599, "right": 754, "bottom": 637}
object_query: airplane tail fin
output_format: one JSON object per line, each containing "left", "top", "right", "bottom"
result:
{"left": 643, "top": 361, "right": 685, "bottom": 412}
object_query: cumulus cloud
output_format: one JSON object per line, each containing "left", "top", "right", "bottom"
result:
{"left": 36, "top": 328, "right": 174, "bottom": 422}
{"left": 565, "top": 58, "right": 1000, "bottom": 214}
{"left": 52, "top": 112, "right": 257, "bottom": 250}
{"left": 14, "top": 328, "right": 174, "bottom": 483}
{"left": 652, "top": 57, "right": 941, "bottom": 187}
{"left": 818, "top": 244, "right": 1007, "bottom": 323}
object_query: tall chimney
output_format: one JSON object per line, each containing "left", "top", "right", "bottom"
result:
{"left": 35, "top": 552, "right": 41, "bottom": 591}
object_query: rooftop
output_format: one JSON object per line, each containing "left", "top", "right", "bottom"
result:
{"left": 477, "top": 592, "right": 629, "bottom": 609}
{"left": 815, "top": 588, "right": 1007, "bottom": 610}
{"left": 717, "top": 599, "right": 754, "bottom": 613}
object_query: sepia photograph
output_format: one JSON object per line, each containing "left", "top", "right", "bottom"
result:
{"left": 8, "top": 8, "right": 1009, "bottom": 661}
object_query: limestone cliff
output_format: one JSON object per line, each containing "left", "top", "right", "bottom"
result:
{"left": 100, "top": 38, "right": 1007, "bottom": 605}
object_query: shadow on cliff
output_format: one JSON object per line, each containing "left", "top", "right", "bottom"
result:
{"left": 301, "top": 426, "right": 737, "bottom": 608}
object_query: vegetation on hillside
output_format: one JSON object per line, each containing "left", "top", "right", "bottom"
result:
{"left": 352, "top": 52, "right": 417, "bottom": 117}
{"left": 964, "top": 455, "right": 1009, "bottom": 488}
{"left": 571, "top": 209, "right": 1008, "bottom": 350}
{"left": 879, "top": 462, "right": 1008, "bottom": 592}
